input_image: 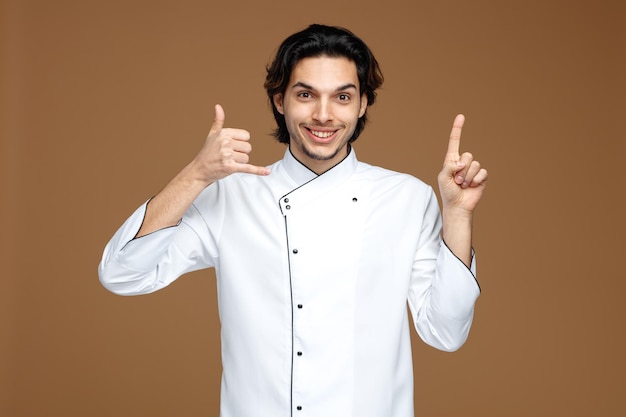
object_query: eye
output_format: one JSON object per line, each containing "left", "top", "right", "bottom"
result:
{"left": 297, "top": 91, "right": 312, "bottom": 99}
{"left": 337, "top": 93, "right": 350, "bottom": 102}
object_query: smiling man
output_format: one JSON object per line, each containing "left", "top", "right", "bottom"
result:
{"left": 99, "top": 24, "right": 488, "bottom": 417}
{"left": 273, "top": 56, "right": 367, "bottom": 172}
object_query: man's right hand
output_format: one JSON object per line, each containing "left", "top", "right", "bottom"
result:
{"left": 135, "top": 105, "right": 269, "bottom": 238}
{"left": 190, "top": 104, "right": 270, "bottom": 186}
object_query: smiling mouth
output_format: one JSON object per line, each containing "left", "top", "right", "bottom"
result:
{"left": 305, "top": 127, "right": 339, "bottom": 141}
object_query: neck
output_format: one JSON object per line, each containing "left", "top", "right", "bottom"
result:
{"left": 289, "top": 145, "right": 351, "bottom": 175}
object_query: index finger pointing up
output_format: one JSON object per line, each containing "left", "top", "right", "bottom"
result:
{"left": 446, "top": 114, "right": 465, "bottom": 158}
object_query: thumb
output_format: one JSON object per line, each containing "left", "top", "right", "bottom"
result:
{"left": 209, "top": 104, "right": 225, "bottom": 134}
{"left": 439, "top": 158, "right": 465, "bottom": 186}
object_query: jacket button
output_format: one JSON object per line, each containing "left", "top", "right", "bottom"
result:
{"left": 297, "top": 406, "right": 302, "bottom": 411}
{"left": 297, "top": 304, "right": 303, "bottom": 309}
{"left": 297, "top": 351, "right": 302, "bottom": 356}
{"left": 292, "top": 249, "right": 298, "bottom": 254}
{"left": 286, "top": 205, "right": 291, "bottom": 210}
{"left": 284, "top": 198, "right": 289, "bottom": 203}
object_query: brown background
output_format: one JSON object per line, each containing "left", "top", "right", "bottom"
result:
{"left": 2, "top": 0, "right": 625, "bottom": 416}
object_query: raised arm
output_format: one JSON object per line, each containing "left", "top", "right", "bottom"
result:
{"left": 136, "top": 104, "right": 270, "bottom": 237}
{"left": 437, "top": 115, "right": 488, "bottom": 267}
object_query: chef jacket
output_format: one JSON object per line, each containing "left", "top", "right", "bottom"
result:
{"left": 99, "top": 147, "right": 480, "bottom": 417}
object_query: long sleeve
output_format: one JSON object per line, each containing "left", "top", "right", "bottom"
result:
{"left": 408, "top": 188, "right": 481, "bottom": 352}
{"left": 98, "top": 195, "right": 221, "bottom": 296}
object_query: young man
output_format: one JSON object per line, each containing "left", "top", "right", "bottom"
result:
{"left": 99, "top": 24, "right": 488, "bottom": 417}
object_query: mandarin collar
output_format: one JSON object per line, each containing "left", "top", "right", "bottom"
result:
{"left": 277, "top": 146, "right": 359, "bottom": 215}
{"left": 281, "top": 146, "right": 358, "bottom": 188}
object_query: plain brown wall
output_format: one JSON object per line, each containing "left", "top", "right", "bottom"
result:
{"left": 2, "top": 0, "right": 625, "bottom": 416}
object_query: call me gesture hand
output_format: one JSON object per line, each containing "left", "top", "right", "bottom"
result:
{"left": 437, "top": 115, "right": 488, "bottom": 267}
{"left": 195, "top": 104, "right": 270, "bottom": 184}
{"left": 136, "top": 105, "right": 269, "bottom": 238}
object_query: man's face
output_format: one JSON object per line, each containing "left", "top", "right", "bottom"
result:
{"left": 273, "top": 55, "right": 368, "bottom": 174}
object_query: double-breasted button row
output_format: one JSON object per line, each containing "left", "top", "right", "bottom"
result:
{"left": 286, "top": 203, "right": 307, "bottom": 415}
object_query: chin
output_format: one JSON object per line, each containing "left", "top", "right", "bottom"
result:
{"left": 305, "top": 145, "right": 344, "bottom": 161}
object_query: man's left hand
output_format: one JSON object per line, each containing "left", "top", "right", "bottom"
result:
{"left": 437, "top": 114, "right": 488, "bottom": 214}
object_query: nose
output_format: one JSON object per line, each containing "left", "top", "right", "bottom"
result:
{"left": 312, "top": 98, "right": 333, "bottom": 124}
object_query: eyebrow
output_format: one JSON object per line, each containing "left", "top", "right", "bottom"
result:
{"left": 291, "top": 81, "right": 358, "bottom": 92}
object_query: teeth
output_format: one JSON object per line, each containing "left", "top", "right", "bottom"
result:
{"left": 310, "top": 130, "right": 334, "bottom": 138}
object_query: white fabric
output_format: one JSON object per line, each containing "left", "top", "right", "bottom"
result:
{"left": 99, "top": 148, "right": 480, "bottom": 417}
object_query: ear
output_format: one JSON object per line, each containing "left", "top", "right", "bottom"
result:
{"left": 358, "top": 93, "right": 368, "bottom": 118}
{"left": 273, "top": 93, "right": 284, "bottom": 115}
